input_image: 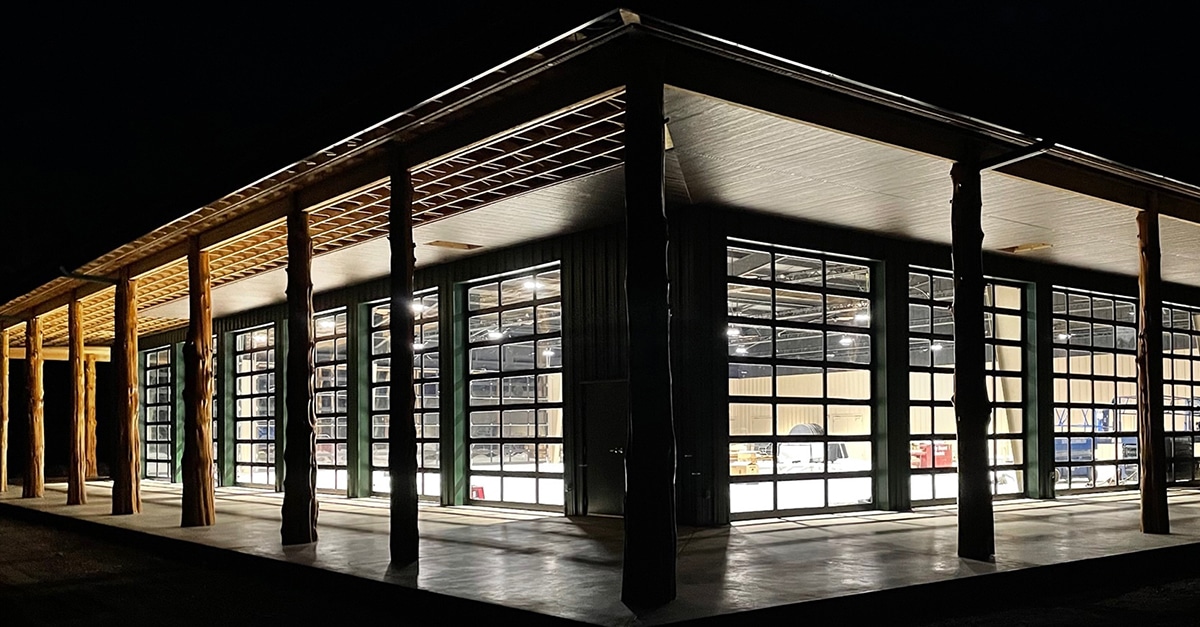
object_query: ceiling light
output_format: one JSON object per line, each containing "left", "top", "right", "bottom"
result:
{"left": 930, "top": 343, "right": 943, "bottom": 352}
{"left": 487, "top": 330, "right": 505, "bottom": 340}
{"left": 411, "top": 302, "right": 426, "bottom": 314}
{"left": 1058, "top": 333, "right": 1072, "bottom": 340}
{"left": 524, "top": 280, "right": 540, "bottom": 291}
{"left": 838, "top": 336, "right": 853, "bottom": 346}
{"left": 413, "top": 342, "right": 426, "bottom": 351}
{"left": 542, "top": 349, "right": 555, "bottom": 357}
{"left": 854, "top": 312, "right": 870, "bottom": 323}
{"left": 734, "top": 346, "right": 749, "bottom": 355}
{"left": 726, "top": 327, "right": 742, "bottom": 337}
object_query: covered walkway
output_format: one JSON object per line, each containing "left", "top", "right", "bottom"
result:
{"left": 4, "top": 482, "right": 1200, "bottom": 625}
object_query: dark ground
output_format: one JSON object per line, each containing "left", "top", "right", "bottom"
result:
{"left": 2, "top": 512, "right": 1199, "bottom": 626}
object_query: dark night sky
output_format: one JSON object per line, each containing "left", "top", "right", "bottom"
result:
{"left": 2, "top": 1, "right": 1196, "bottom": 307}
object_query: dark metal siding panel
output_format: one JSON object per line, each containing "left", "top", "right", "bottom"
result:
{"left": 139, "top": 328, "right": 186, "bottom": 351}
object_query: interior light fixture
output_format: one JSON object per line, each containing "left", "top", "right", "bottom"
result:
{"left": 524, "top": 280, "right": 541, "bottom": 291}
{"left": 487, "top": 330, "right": 505, "bottom": 340}
{"left": 411, "top": 302, "right": 426, "bottom": 314}
{"left": 734, "top": 346, "right": 749, "bottom": 355}
{"left": 413, "top": 342, "right": 426, "bottom": 351}
{"left": 1057, "top": 333, "right": 1072, "bottom": 340}
{"left": 316, "top": 319, "right": 336, "bottom": 333}
{"left": 854, "top": 312, "right": 870, "bottom": 323}
{"left": 930, "top": 343, "right": 944, "bottom": 351}
{"left": 542, "top": 349, "right": 555, "bottom": 357}
{"left": 838, "top": 336, "right": 853, "bottom": 346}
{"left": 726, "top": 327, "right": 742, "bottom": 337}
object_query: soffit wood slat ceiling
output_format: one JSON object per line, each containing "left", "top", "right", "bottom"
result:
{"left": 8, "top": 92, "right": 627, "bottom": 348}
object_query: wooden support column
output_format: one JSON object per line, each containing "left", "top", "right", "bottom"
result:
{"left": 112, "top": 267, "right": 141, "bottom": 515}
{"left": 85, "top": 355, "right": 98, "bottom": 479}
{"left": 388, "top": 146, "right": 419, "bottom": 564}
{"left": 1137, "top": 206, "right": 1169, "bottom": 533}
{"left": 182, "top": 237, "right": 217, "bottom": 527}
{"left": 24, "top": 316, "right": 44, "bottom": 498}
{"left": 950, "top": 162, "right": 995, "bottom": 561}
{"left": 281, "top": 198, "right": 318, "bottom": 545}
{"left": 67, "top": 295, "right": 87, "bottom": 504}
{"left": 621, "top": 50, "right": 677, "bottom": 609}
{"left": 0, "top": 328, "right": 8, "bottom": 492}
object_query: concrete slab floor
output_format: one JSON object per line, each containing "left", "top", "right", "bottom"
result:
{"left": 3, "top": 482, "right": 1200, "bottom": 626}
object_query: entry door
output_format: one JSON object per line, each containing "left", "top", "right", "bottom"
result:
{"left": 583, "top": 380, "right": 628, "bottom": 516}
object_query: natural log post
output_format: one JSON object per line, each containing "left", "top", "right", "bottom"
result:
{"left": 112, "top": 267, "right": 142, "bottom": 515}
{"left": 85, "top": 355, "right": 98, "bottom": 479}
{"left": 67, "top": 295, "right": 87, "bottom": 504}
{"left": 281, "top": 197, "right": 318, "bottom": 545}
{"left": 182, "top": 237, "right": 216, "bottom": 527}
{"left": 0, "top": 328, "right": 9, "bottom": 492}
{"left": 951, "top": 161, "right": 995, "bottom": 561}
{"left": 389, "top": 146, "right": 419, "bottom": 564}
{"left": 621, "top": 55, "right": 678, "bottom": 609}
{"left": 24, "top": 316, "right": 44, "bottom": 498}
{"left": 1137, "top": 207, "right": 1169, "bottom": 533}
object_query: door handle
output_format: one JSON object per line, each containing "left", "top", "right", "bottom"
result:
{"left": 609, "top": 448, "right": 624, "bottom": 455}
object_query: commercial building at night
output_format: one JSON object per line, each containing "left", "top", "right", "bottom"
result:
{"left": 1, "top": 9, "right": 1199, "bottom": 617}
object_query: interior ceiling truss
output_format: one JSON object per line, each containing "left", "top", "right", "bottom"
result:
{"left": 8, "top": 91, "right": 627, "bottom": 348}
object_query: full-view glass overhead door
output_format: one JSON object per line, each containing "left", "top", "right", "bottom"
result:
{"left": 465, "top": 265, "right": 564, "bottom": 507}
{"left": 368, "top": 290, "right": 441, "bottom": 497}
{"left": 1164, "top": 302, "right": 1200, "bottom": 483}
{"left": 907, "top": 270, "right": 1027, "bottom": 502}
{"left": 314, "top": 310, "right": 349, "bottom": 492}
{"left": 1052, "top": 288, "right": 1139, "bottom": 491}
{"left": 725, "top": 241, "right": 875, "bottom": 516}
{"left": 233, "top": 325, "right": 276, "bottom": 487}
{"left": 142, "top": 346, "right": 174, "bottom": 480}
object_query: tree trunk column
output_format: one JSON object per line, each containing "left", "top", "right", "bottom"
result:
{"left": 281, "top": 198, "right": 319, "bottom": 545}
{"left": 112, "top": 267, "right": 142, "bottom": 515}
{"left": 182, "top": 237, "right": 217, "bottom": 527}
{"left": 950, "top": 162, "right": 994, "bottom": 561}
{"left": 388, "top": 147, "right": 419, "bottom": 565}
{"left": 0, "top": 328, "right": 9, "bottom": 492}
{"left": 621, "top": 58, "right": 678, "bottom": 609}
{"left": 85, "top": 355, "right": 98, "bottom": 479}
{"left": 67, "top": 295, "right": 87, "bottom": 505}
{"left": 1137, "top": 207, "right": 1169, "bottom": 534}
{"left": 24, "top": 316, "right": 44, "bottom": 498}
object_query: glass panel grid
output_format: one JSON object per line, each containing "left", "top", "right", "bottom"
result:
{"left": 727, "top": 242, "right": 874, "bottom": 516}
{"left": 369, "top": 290, "right": 440, "bottom": 497}
{"left": 467, "top": 266, "right": 563, "bottom": 507}
{"left": 141, "top": 347, "right": 174, "bottom": 480}
{"left": 1053, "top": 287, "right": 1139, "bottom": 491}
{"left": 314, "top": 309, "right": 350, "bottom": 492}
{"left": 908, "top": 270, "right": 1027, "bottom": 502}
{"left": 233, "top": 325, "right": 276, "bottom": 487}
{"left": 1164, "top": 302, "right": 1200, "bottom": 483}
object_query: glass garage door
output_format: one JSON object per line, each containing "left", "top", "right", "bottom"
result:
{"left": 1052, "top": 288, "right": 1138, "bottom": 491}
{"left": 907, "top": 270, "right": 1027, "bottom": 502}
{"left": 314, "top": 310, "right": 349, "bottom": 492}
{"left": 142, "top": 346, "right": 174, "bottom": 480}
{"left": 1163, "top": 303, "right": 1200, "bottom": 483}
{"left": 725, "top": 241, "right": 875, "bottom": 516}
{"left": 465, "top": 266, "right": 564, "bottom": 508}
{"left": 368, "top": 289, "right": 440, "bottom": 497}
{"left": 233, "top": 325, "right": 276, "bottom": 487}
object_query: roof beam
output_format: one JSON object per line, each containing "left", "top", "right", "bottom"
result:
{"left": 9, "top": 346, "right": 111, "bottom": 362}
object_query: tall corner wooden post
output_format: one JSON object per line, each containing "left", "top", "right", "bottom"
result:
{"left": 388, "top": 145, "right": 419, "bottom": 565}
{"left": 621, "top": 49, "right": 678, "bottom": 609}
{"left": 85, "top": 355, "right": 98, "bottom": 479}
{"left": 1137, "top": 205, "right": 1169, "bottom": 534}
{"left": 282, "top": 197, "right": 319, "bottom": 545}
{"left": 23, "top": 316, "right": 45, "bottom": 498}
{"left": 67, "top": 294, "right": 87, "bottom": 504}
{"left": 112, "top": 267, "right": 141, "bottom": 514}
{"left": 182, "top": 236, "right": 217, "bottom": 527}
{"left": 950, "top": 161, "right": 995, "bottom": 561}
{"left": 0, "top": 327, "right": 9, "bottom": 492}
